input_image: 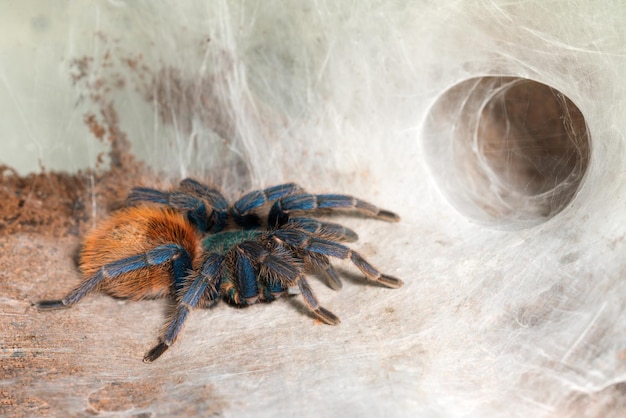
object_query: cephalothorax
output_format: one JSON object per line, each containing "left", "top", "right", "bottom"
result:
{"left": 37, "top": 178, "right": 403, "bottom": 362}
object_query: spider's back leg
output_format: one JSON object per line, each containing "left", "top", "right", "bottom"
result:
{"left": 287, "top": 217, "right": 358, "bottom": 242}
{"left": 297, "top": 277, "right": 340, "bottom": 325}
{"left": 36, "top": 243, "right": 193, "bottom": 309}
{"left": 231, "top": 183, "right": 303, "bottom": 227}
{"left": 127, "top": 179, "right": 229, "bottom": 233}
{"left": 179, "top": 178, "right": 229, "bottom": 211}
{"left": 297, "top": 250, "right": 343, "bottom": 290}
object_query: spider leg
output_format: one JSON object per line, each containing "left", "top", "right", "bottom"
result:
{"left": 127, "top": 180, "right": 229, "bottom": 232}
{"left": 288, "top": 217, "right": 358, "bottom": 242}
{"left": 234, "top": 241, "right": 301, "bottom": 301}
{"left": 126, "top": 187, "right": 170, "bottom": 206}
{"left": 178, "top": 178, "right": 229, "bottom": 211}
{"left": 232, "top": 245, "right": 262, "bottom": 305}
{"left": 297, "top": 277, "right": 340, "bottom": 325}
{"left": 231, "top": 183, "right": 304, "bottom": 228}
{"left": 144, "top": 254, "right": 224, "bottom": 363}
{"left": 219, "top": 243, "right": 266, "bottom": 306}
{"left": 298, "top": 250, "right": 343, "bottom": 290}
{"left": 280, "top": 218, "right": 356, "bottom": 290}
{"left": 273, "top": 229, "right": 403, "bottom": 288}
{"left": 36, "top": 244, "right": 193, "bottom": 310}
{"left": 268, "top": 193, "right": 400, "bottom": 227}
{"left": 126, "top": 186, "right": 206, "bottom": 211}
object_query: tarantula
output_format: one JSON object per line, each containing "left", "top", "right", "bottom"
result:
{"left": 37, "top": 178, "right": 403, "bottom": 362}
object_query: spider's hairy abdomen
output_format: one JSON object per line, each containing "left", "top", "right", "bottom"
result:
{"left": 80, "top": 206, "right": 200, "bottom": 300}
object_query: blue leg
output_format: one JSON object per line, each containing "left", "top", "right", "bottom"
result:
{"left": 127, "top": 189, "right": 212, "bottom": 231}
{"left": 231, "top": 183, "right": 303, "bottom": 228}
{"left": 233, "top": 241, "right": 299, "bottom": 295}
{"left": 128, "top": 179, "right": 228, "bottom": 211}
{"left": 297, "top": 277, "right": 340, "bottom": 325}
{"left": 268, "top": 193, "right": 400, "bottom": 227}
{"left": 288, "top": 217, "right": 358, "bottom": 242}
{"left": 232, "top": 246, "right": 260, "bottom": 304}
{"left": 127, "top": 179, "right": 229, "bottom": 233}
{"left": 273, "top": 229, "right": 403, "bottom": 289}
{"left": 36, "top": 244, "right": 193, "bottom": 310}
{"left": 258, "top": 280, "right": 287, "bottom": 302}
{"left": 144, "top": 254, "right": 224, "bottom": 363}
{"left": 298, "top": 250, "right": 343, "bottom": 290}
{"left": 179, "top": 178, "right": 229, "bottom": 211}
{"left": 238, "top": 241, "right": 302, "bottom": 287}
{"left": 178, "top": 179, "right": 230, "bottom": 230}
{"left": 126, "top": 187, "right": 170, "bottom": 206}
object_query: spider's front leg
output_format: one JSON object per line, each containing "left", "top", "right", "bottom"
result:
{"left": 287, "top": 217, "right": 359, "bottom": 243}
{"left": 268, "top": 193, "right": 400, "bottom": 227}
{"left": 234, "top": 241, "right": 340, "bottom": 324}
{"left": 144, "top": 254, "right": 224, "bottom": 363}
{"left": 273, "top": 229, "right": 403, "bottom": 289}
{"left": 297, "top": 276, "right": 341, "bottom": 325}
{"left": 295, "top": 249, "right": 344, "bottom": 291}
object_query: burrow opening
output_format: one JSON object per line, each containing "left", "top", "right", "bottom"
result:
{"left": 422, "top": 77, "right": 590, "bottom": 229}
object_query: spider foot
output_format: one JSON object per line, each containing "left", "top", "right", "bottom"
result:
{"left": 35, "top": 299, "right": 70, "bottom": 310}
{"left": 144, "top": 341, "right": 170, "bottom": 363}
{"left": 297, "top": 276, "right": 341, "bottom": 325}
{"left": 376, "top": 209, "right": 400, "bottom": 222}
{"left": 312, "top": 306, "right": 341, "bottom": 325}
{"left": 377, "top": 274, "right": 404, "bottom": 289}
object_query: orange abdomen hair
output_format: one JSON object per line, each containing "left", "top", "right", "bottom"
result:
{"left": 80, "top": 206, "right": 201, "bottom": 300}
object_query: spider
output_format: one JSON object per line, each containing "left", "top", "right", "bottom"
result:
{"left": 37, "top": 178, "right": 403, "bottom": 362}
